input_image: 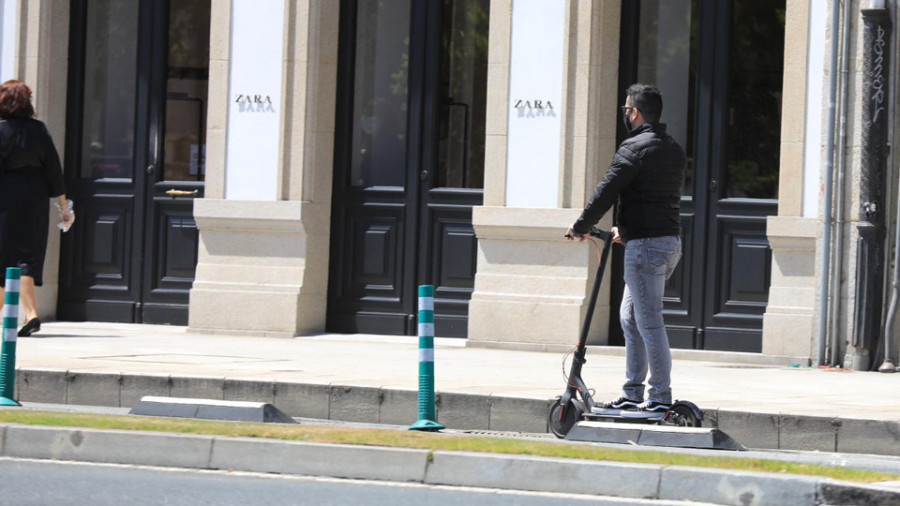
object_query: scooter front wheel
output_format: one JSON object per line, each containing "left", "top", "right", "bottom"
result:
{"left": 548, "top": 398, "right": 582, "bottom": 438}
{"left": 666, "top": 404, "right": 701, "bottom": 427}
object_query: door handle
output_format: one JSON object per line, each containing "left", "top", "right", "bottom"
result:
{"left": 165, "top": 189, "right": 199, "bottom": 197}
{"left": 708, "top": 180, "right": 718, "bottom": 192}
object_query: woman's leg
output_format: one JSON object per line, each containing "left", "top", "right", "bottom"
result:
{"left": 19, "top": 276, "right": 38, "bottom": 321}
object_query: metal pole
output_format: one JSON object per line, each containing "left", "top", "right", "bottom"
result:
{"left": 828, "top": 0, "right": 854, "bottom": 365}
{"left": 880, "top": 0, "right": 899, "bottom": 374}
{"left": 817, "top": 0, "right": 843, "bottom": 366}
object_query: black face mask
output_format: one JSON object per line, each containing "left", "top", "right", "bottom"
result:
{"left": 622, "top": 112, "right": 632, "bottom": 134}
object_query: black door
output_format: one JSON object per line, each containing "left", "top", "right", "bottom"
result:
{"left": 615, "top": 0, "right": 783, "bottom": 352}
{"left": 58, "top": 0, "right": 209, "bottom": 324}
{"left": 327, "top": 0, "right": 488, "bottom": 337}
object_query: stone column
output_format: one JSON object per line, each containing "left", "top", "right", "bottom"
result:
{"left": 762, "top": 217, "right": 816, "bottom": 359}
{"left": 761, "top": 0, "right": 817, "bottom": 361}
{"left": 467, "top": 1, "right": 620, "bottom": 351}
{"left": 188, "top": 1, "right": 338, "bottom": 336}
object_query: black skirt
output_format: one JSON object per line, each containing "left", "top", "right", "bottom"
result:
{"left": 0, "top": 170, "right": 50, "bottom": 287}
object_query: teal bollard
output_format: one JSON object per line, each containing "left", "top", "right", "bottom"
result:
{"left": 1, "top": 267, "right": 21, "bottom": 406}
{"left": 409, "top": 285, "right": 444, "bottom": 431}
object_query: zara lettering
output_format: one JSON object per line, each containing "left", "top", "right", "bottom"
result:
{"left": 513, "top": 98, "right": 556, "bottom": 119}
{"left": 234, "top": 94, "right": 275, "bottom": 113}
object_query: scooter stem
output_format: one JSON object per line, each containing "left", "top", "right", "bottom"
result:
{"left": 577, "top": 228, "right": 614, "bottom": 349}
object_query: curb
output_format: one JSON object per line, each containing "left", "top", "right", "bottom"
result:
{"left": 13, "top": 368, "right": 900, "bottom": 456}
{"left": 2, "top": 423, "right": 898, "bottom": 505}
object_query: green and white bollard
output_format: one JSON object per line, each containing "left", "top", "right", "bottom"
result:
{"left": 0, "top": 267, "right": 21, "bottom": 406}
{"left": 409, "top": 285, "right": 444, "bottom": 431}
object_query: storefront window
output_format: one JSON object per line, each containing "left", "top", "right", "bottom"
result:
{"left": 636, "top": 0, "right": 696, "bottom": 197}
{"left": 634, "top": 0, "right": 783, "bottom": 200}
{"left": 80, "top": 0, "right": 139, "bottom": 180}
{"left": 436, "top": 0, "right": 488, "bottom": 189}
{"left": 724, "top": 1, "right": 784, "bottom": 199}
{"left": 164, "top": 0, "right": 210, "bottom": 182}
{"left": 349, "top": 0, "right": 411, "bottom": 188}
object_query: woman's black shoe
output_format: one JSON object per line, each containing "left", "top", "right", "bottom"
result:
{"left": 18, "top": 318, "right": 40, "bottom": 337}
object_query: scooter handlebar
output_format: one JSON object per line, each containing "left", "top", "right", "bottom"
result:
{"left": 588, "top": 227, "right": 614, "bottom": 242}
{"left": 565, "top": 227, "right": 614, "bottom": 243}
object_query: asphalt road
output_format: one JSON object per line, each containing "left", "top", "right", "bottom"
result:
{"left": 0, "top": 457, "right": 705, "bottom": 506}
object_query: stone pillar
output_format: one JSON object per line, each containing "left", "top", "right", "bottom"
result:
{"left": 761, "top": 0, "right": 816, "bottom": 362}
{"left": 188, "top": 0, "right": 338, "bottom": 336}
{"left": 467, "top": 1, "right": 620, "bottom": 350}
{"left": 762, "top": 217, "right": 817, "bottom": 359}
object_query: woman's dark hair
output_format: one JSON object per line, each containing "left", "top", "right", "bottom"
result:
{"left": 625, "top": 83, "right": 663, "bottom": 123}
{"left": 0, "top": 80, "right": 35, "bottom": 119}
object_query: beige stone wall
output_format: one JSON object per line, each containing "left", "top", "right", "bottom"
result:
{"left": 468, "top": 1, "right": 620, "bottom": 349}
{"left": 775, "top": 0, "right": 809, "bottom": 217}
{"left": 204, "top": 0, "right": 231, "bottom": 199}
{"left": 762, "top": 216, "right": 816, "bottom": 358}
{"left": 188, "top": 0, "right": 338, "bottom": 336}
{"left": 482, "top": 0, "right": 510, "bottom": 207}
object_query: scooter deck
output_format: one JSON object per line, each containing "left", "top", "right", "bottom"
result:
{"left": 585, "top": 408, "right": 667, "bottom": 424}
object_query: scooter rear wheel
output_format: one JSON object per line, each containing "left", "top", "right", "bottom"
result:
{"left": 666, "top": 404, "right": 701, "bottom": 427}
{"left": 548, "top": 398, "right": 581, "bottom": 438}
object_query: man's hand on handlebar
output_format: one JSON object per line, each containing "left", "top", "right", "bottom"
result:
{"left": 565, "top": 226, "right": 587, "bottom": 242}
{"left": 611, "top": 226, "right": 622, "bottom": 244}
{"left": 566, "top": 225, "right": 621, "bottom": 244}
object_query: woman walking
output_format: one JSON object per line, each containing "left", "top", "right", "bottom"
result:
{"left": 0, "top": 80, "right": 72, "bottom": 337}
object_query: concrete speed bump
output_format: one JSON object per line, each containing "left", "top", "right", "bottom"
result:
{"left": 565, "top": 421, "right": 745, "bottom": 451}
{"left": 129, "top": 396, "right": 296, "bottom": 424}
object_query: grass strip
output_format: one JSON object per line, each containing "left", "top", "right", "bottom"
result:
{"left": 0, "top": 409, "right": 896, "bottom": 484}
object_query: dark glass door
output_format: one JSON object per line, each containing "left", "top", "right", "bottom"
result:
{"left": 615, "top": 0, "right": 783, "bottom": 351}
{"left": 327, "top": 0, "right": 488, "bottom": 337}
{"left": 58, "top": 0, "right": 209, "bottom": 324}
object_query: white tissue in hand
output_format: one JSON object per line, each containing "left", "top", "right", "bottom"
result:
{"left": 56, "top": 199, "right": 75, "bottom": 232}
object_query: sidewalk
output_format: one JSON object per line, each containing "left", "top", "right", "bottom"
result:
{"left": 9, "top": 321, "right": 900, "bottom": 456}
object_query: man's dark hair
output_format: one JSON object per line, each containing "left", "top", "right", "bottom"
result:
{"left": 626, "top": 83, "right": 663, "bottom": 123}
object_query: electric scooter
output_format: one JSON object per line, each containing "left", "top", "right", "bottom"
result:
{"left": 549, "top": 227, "right": 702, "bottom": 438}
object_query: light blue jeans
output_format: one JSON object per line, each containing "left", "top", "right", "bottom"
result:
{"left": 620, "top": 235, "right": 682, "bottom": 404}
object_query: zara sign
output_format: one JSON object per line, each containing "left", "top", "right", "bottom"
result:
{"left": 512, "top": 99, "right": 556, "bottom": 118}
{"left": 505, "top": 0, "right": 564, "bottom": 209}
{"left": 225, "top": 0, "right": 285, "bottom": 200}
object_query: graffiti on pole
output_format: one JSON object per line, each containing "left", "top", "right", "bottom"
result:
{"left": 871, "top": 25, "right": 887, "bottom": 125}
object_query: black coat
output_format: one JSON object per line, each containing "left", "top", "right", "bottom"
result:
{"left": 0, "top": 117, "right": 66, "bottom": 197}
{"left": 573, "top": 122, "right": 685, "bottom": 242}
{"left": 0, "top": 117, "right": 65, "bottom": 287}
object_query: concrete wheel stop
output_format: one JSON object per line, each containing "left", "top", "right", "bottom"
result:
{"left": 564, "top": 421, "right": 745, "bottom": 451}
{"left": 129, "top": 396, "right": 296, "bottom": 424}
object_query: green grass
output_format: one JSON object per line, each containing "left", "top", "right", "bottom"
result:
{"left": 0, "top": 409, "right": 896, "bottom": 484}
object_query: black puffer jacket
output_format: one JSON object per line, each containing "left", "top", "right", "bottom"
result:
{"left": 573, "top": 122, "right": 685, "bottom": 242}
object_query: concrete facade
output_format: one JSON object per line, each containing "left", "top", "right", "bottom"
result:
{"left": 5, "top": 0, "right": 900, "bottom": 367}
